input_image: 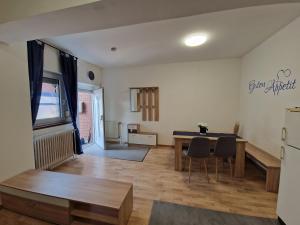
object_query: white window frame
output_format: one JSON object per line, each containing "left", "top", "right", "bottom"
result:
{"left": 34, "top": 71, "right": 71, "bottom": 128}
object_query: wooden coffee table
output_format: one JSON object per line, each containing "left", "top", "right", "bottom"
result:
{"left": 0, "top": 170, "right": 133, "bottom": 225}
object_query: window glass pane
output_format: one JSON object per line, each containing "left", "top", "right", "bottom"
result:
{"left": 37, "top": 79, "right": 61, "bottom": 120}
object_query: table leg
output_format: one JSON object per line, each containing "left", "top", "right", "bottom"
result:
{"left": 235, "top": 142, "right": 245, "bottom": 177}
{"left": 266, "top": 167, "right": 280, "bottom": 192}
{"left": 174, "top": 139, "right": 183, "bottom": 171}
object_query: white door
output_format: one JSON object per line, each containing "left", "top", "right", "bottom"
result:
{"left": 93, "top": 88, "right": 105, "bottom": 149}
{"left": 277, "top": 145, "right": 300, "bottom": 225}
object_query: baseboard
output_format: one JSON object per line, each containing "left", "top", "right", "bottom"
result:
{"left": 157, "top": 144, "right": 174, "bottom": 148}
{"left": 104, "top": 141, "right": 174, "bottom": 148}
{"left": 106, "top": 140, "right": 127, "bottom": 144}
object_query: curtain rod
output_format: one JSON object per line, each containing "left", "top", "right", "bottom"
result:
{"left": 37, "top": 40, "right": 78, "bottom": 60}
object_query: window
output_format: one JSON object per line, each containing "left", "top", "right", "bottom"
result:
{"left": 37, "top": 78, "right": 61, "bottom": 120}
{"left": 35, "top": 72, "right": 70, "bottom": 128}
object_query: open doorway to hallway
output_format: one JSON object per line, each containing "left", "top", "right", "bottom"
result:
{"left": 78, "top": 88, "right": 106, "bottom": 150}
{"left": 78, "top": 91, "right": 93, "bottom": 146}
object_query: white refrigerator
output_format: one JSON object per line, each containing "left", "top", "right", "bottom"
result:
{"left": 277, "top": 108, "right": 300, "bottom": 225}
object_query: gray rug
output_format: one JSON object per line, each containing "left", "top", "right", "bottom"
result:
{"left": 149, "top": 201, "right": 279, "bottom": 225}
{"left": 84, "top": 144, "right": 149, "bottom": 162}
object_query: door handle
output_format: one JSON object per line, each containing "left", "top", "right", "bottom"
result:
{"left": 281, "top": 127, "right": 287, "bottom": 141}
{"left": 280, "top": 146, "right": 285, "bottom": 160}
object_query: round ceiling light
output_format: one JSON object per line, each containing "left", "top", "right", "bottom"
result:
{"left": 183, "top": 33, "right": 207, "bottom": 47}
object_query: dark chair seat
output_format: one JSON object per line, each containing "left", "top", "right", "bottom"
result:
{"left": 183, "top": 137, "right": 210, "bottom": 183}
{"left": 213, "top": 136, "right": 237, "bottom": 180}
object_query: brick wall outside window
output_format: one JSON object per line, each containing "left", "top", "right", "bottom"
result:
{"left": 78, "top": 92, "right": 93, "bottom": 143}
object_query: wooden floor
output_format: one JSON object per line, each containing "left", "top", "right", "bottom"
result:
{"left": 0, "top": 147, "right": 278, "bottom": 225}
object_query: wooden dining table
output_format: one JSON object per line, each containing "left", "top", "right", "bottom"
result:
{"left": 173, "top": 131, "right": 247, "bottom": 178}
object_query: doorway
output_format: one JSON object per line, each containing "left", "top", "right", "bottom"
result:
{"left": 78, "top": 88, "right": 105, "bottom": 149}
{"left": 92, "top": 88, "right": 105, "bottom": 149}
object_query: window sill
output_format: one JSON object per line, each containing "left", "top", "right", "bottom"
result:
{"left": 33, "top": 121, "right": 72, "bottom": 130}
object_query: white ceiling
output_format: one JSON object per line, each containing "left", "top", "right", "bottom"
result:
{"left": 47, "top": 4, "right": 300, "bottom": 68}
{"left": 0, "top": 0, "right": 299, "bottom": 43}
{"left": 0, "top": 0, "right": 99, "bottom": 24}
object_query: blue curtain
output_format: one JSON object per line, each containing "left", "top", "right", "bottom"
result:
{"left": 27, "top": 40, "right": 45, "bottom": 126}
{"left": 60, "top": 52, "right": 83, "bottom": 155}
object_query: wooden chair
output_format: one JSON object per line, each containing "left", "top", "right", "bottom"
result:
{"left": 233, "top": 122, "right": 240, "bottom": 135}
{"left": 183, "top": 137, "right": 210, "bottom": 183}
{"left": 214, "top": 136, "right": 237, "bottom": 181}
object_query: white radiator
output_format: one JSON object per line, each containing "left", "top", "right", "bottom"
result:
{"left": 105, "top": 121, "right": 121, "bottom": 139}
{"left": 105, "top": 121, "right": 123, "bottom": 144}
{"left": 33, "top": 130, "right": 75, "bottom": 170}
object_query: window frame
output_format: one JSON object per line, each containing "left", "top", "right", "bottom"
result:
{"left": 34, "top": 71, "right": 71, "bottom": 129}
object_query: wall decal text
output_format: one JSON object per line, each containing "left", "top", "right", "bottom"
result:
{"left": 249, "top": 69, "right": 296, "bottom": 95}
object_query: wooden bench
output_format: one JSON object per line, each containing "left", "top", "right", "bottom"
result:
{"left": 0, "top": 170, "right": 133, "bottom": 225}
{"left": 245, "top": 143, "right": 280, "bottom": 193}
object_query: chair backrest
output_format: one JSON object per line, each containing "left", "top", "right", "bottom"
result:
{"left": 187, "top": 137, "right": 210, "bottom": 158}
{"left": 233, "top": 122, "right": 240, "bottom": 135}
{"left": 215, "top": 136, "right": 236, "bottom": 158}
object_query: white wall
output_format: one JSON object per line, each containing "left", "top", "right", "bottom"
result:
{"left": 44, "top": 45, "right": 102, "bottom": 85}
{"left": 0, "top": 43, "right": 35, "bottom": 181}
{"left": 239, "top": 17, "right": 300, "bottom": 158}
{"left": 102, "top": 59, "right": 241, "bottom": 145}
{"left": 77, "top": 59, "right": 102, "bottom": 86}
